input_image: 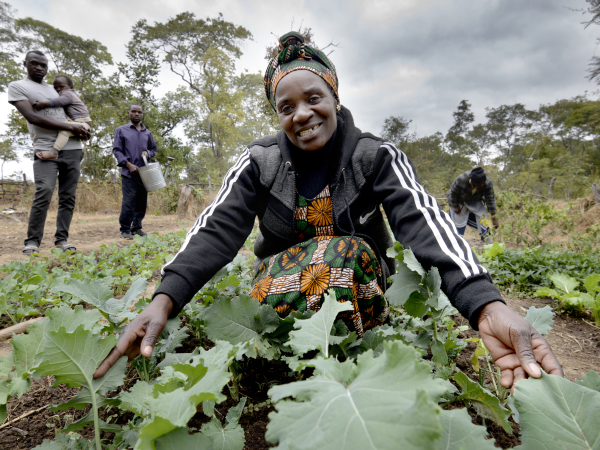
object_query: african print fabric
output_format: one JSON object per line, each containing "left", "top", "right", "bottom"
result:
{"left": 250, "top": 186, "right": 389, "bottom": 337}
{"left": 264, "top": 31, "right": 339, "bottom": 111}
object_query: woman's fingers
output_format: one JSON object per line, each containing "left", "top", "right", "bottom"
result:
{"left": 140, "top": 320, "right": 166, "bottom": 358}
{"left": 511, "top": 326, "right": 542, "bottom": 379}
{"left": 93, "top": 321, "right": 147, "bottom": 378}
{"left": 93, "top": 346, "right": 125, "bottom": 378}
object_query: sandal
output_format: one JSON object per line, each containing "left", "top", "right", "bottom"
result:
{"left": 36, "top": 149, "right": 59, "bottom": 161}
{"left": 56, "top": 241, "right": 76, "bottom": 252}
{"left": 22, "top": 244, "right": 39, "bottom": 255}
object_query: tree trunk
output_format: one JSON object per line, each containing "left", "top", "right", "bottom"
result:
{"left": 593, "top": 183, "right": 600, "bottom": 205}
{"left": 177, "top": 184, "right": 203, "bottom": 220}
{"left": 548, "top": 177, "right": 556, "bottom": 199}
{"left": 207, "top": 174, "right": 212, "bottom": 195}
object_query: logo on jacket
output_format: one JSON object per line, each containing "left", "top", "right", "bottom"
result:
{"left": 359, "top": 206, "right": 378, "bottom": 225}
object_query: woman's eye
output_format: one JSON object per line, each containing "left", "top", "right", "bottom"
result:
{"left": 308, "top": 96, "right": 320, "bottom": 103}
{"left": 281, "top": 105, "right": 292, "bottom": 114}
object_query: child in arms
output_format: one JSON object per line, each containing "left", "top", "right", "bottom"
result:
{"left": 32, "top": 75, "right": 92, "bottom": 160}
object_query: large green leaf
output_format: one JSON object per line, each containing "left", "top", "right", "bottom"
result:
{"left": 200, "top": 399, "right": 246, "bottom": 450}
{"left": 549, "top": 273, "right": 579, "bottom": 294}
{"left": 135, "top": 361, "right": 231, "bottom": 450}
{"left": 403, "top": 248, "right": 426, "bottom": 276}
{"left": 200, "top": 397, "right": 245, "bottom": 450}
{"left": 513, "top": 371, "right": 600, "bottom": 449}
{"left": 288, "top": 290, "right": 353, "bottom": 357}
{"left": 203, "top": 294, "right": 279, "bottom": 344}
{"left": 385, "top": 264, "right": 423, "bottom": 306}
{"left": 524, "top": 305, "right": 554, "bottom": 335}
{"left": 267, "top": 341, "right": 449, "bottom": 450}
{"left": 575, "top": 370, "right": 600, "bottom": 393}
{"left": 453, "top": 372, "right": 512, "bottom": 433}
{"left": 435, "top": 409, "right": 496, "bottom": 450}
{"left": 33, "top": 325, "right": 120, "bottom": 388}
{"left": 583, "top": 274, "right": 600, "bottom": 296}
{"left": 154, "top": 427, "right": 212, "bottom": 450}
{"left": 119, "top": 381, "right": 154, "bottom": 417}
{"left": 52, "top": 279, "right": 113, "bottom": 307}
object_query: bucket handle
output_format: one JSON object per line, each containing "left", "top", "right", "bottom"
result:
{"left": 142, "top": 154, "right": 148, "bottom": 166}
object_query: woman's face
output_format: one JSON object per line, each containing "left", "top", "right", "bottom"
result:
{"left": 274, "top": 70, "right": 338, "bottom": 152}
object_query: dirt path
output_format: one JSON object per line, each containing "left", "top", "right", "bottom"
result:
{"left": 0, "top": 210, "right": 195, "bottom": 266}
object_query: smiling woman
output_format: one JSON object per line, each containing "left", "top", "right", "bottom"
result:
{"left": 94, "top": 32, "right": 563, "bottom": 394}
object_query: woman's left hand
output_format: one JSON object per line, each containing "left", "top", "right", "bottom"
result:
{"left": 477, "top": 301, "right": 563, "bottom": 392}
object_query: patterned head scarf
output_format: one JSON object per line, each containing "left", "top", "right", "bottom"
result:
{"left": 264, "top": 31, "right": 339, "bottom": 111}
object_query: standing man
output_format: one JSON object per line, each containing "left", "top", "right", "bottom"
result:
{"left": 8, "top": 50, "right": 91, "bottom": 254}
{"left": 447, "top": 167, "right": 499, "bottom": 242}
{"left": 113, "top": 104, "right": 157, "bottom": 239}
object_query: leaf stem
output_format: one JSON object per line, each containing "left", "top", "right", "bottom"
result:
{"left": 142, "top": 356, "right": 149, "bottom": 382}
{"left": 88, "top": 383, "right": 102, "bottom": 450}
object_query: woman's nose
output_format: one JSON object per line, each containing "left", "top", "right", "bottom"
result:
{"left": 294, "top": 102, "right": 312, "bottom": 122}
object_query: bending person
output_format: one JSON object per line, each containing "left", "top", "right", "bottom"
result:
{"left": 448, "top": 167, "right": 499, "bottom": 242}
{"left": 95, "top": 33, "right": 562, "bottom": 392}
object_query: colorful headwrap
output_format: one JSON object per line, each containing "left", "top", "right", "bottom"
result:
{"left": 264, "top": 31, "right": 339, "bottom": 111}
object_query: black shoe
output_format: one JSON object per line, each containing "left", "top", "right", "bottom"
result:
{"left": 120, "top": 231, "right": 134, "bottom": 240}
{"left": 132, "top": 229, "right": 147, "bottom": 237}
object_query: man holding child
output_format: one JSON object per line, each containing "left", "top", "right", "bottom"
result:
{"left": 7, "top": 50, "right": 91, "bottom": 255}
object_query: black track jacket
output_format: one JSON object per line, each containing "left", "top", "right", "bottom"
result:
{"left": 155, "top": 107, "right": 504, "bottom": 329}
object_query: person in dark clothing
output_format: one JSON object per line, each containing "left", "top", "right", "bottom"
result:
{"left": 112, "top": 104, "right": 157, "bottom": 239}
{"left": 7, "top": 50, "right": 91, "bottom": 254}
{"left": 448, "top": 167, "right": 499, "bottom": 242}
{"left": 95, "top": 32, "right": 562, "bottom": 392}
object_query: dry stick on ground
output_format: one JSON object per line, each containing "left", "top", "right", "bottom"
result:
{"left": 0, "top": 404, "right": 49, "bottom": 430}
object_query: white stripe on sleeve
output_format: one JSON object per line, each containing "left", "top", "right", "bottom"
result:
{"left": 382, "top": 143, "right": 483, "bottom": 278}
{"left": 161, "top": 149, "right": 252, "bottom": 274}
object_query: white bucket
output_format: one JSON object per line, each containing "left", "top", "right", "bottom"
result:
{"left": 138, "top": 155, "right": 167, "bottom": 192}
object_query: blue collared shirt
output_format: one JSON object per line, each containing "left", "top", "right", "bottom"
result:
{"left": 113, "top": 122, "right": 157, "bottom": 178}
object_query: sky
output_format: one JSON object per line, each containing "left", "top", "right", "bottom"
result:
{"left": 2, "top": 0, "right": 599, "bottom": 177}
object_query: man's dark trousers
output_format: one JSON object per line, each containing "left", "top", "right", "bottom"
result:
{"left": 26, "top": 150, "right": 82, "bottom": 247}
{"left": 119, "top": 175, "right": 147, "bottom": 233}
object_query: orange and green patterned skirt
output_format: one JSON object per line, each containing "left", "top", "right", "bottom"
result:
{"left": 249, "top": 186, "right": 389, "bottom": 337}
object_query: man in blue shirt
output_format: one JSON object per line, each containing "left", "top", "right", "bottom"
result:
{"left": 113, "top": 104, "right": 157, "bottom": 239}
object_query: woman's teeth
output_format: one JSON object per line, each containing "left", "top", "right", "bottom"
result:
{"left": 298, "top": 124, "right": 320, "bottom": 137}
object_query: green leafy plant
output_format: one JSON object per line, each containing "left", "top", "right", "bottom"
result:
{"left": 535, "top": 273, "right": 600, "bottom": 324}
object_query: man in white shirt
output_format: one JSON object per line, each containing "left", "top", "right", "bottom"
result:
{"left": 7, "top": 50, "right": 90, "bottom": 254}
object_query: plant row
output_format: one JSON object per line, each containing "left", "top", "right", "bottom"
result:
{"left": 0, "top": 243, "right": 598, "bottom": 449}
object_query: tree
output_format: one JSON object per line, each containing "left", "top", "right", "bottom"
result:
{"left": 381, "top": 116, "right": 413, "bottom": 149}
{"left": 234, "top": 71, "right": 279, "bottom": 144}
{"left": 118, "top": 39, "right": 161, "bottom": 107}
{"left": 0, "top": 138, "right": 18, "bottom": 182}
{"left": 132, "top": 13, "right": 252, "bottom": 174}
{"left": 468, "top": 124, "right": 493, "bottom": 167}
{"left": 583, "top": 0, "right": 600, "bottom": 83}
{"left": 484, "top": 103, "right": 537, "bottom": 186}
{"left": 443, "top": 100, "right": 476, "bottom": 187}
{"left": 0, "top": 1, "right": 23, "bottom": 93}
{"left": 16, "top": 17, "right": 113, "bottom": 96}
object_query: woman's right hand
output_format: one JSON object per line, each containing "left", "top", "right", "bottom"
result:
{"left": 93, "top": 294, "right": 174, "bottom": 379}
